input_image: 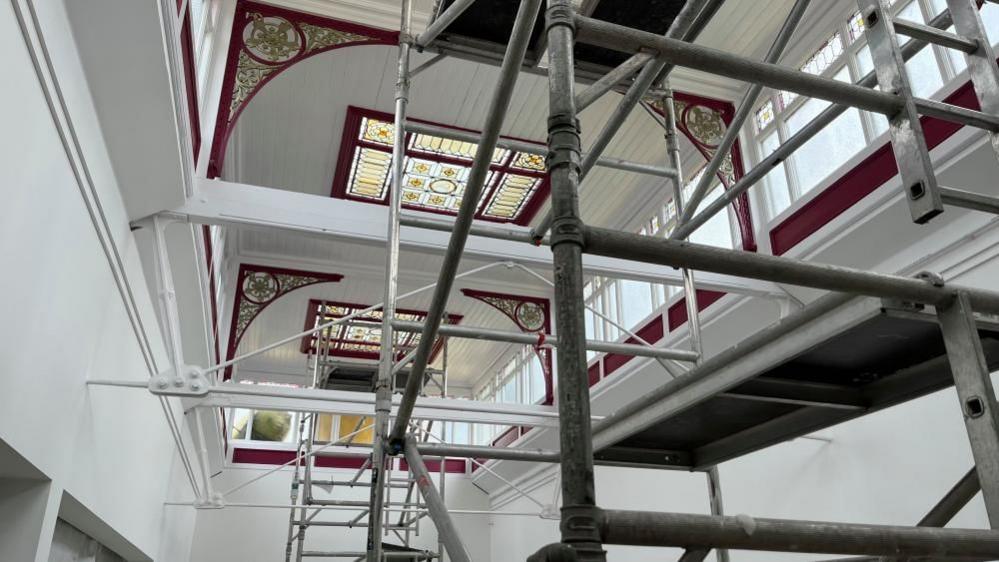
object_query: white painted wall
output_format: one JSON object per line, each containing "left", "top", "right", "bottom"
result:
{"left": 1, "top": 0, "right": 197, "bottom": 560}
{"left": 489, "top": 381, "right": 989, "bottom": 561}
{"left": 188, "top": 463, "right": 492, "bottom": 561}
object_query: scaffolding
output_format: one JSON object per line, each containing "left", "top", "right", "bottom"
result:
{"left": 111, "top": 0, "right": 999, "bottom": 560}
{"left": 366, "top": 0, "right": 999, "bottom": 559}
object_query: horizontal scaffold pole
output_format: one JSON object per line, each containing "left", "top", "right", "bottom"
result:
{"left": 416, "top": 442, "right": 559, "bottom": 462}
{"left": 573, "top": 14, "right": 902, "bottom": 116}
{"left": 599, "top": 510, "right": 999, "bottom": 558}
{"left": 404, "top": 121, "right": 678, "bottom": 178}
{"left": 387, "top": 319, "right": 700, "bottom": 362}
{"left": 583, "top": 225, "right": 999, "bottom": 313}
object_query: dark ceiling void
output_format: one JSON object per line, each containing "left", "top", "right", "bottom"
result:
{"left": 434, "top": 0, "right": 687, "bottom": 68}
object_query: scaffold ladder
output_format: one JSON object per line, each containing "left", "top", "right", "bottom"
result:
{"left": 861, "top": 0, "right": 999, "bottom": 222}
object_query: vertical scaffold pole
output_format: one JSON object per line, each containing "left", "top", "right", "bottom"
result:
{"left": 367, "top": 0, "right": 413, "bottom": 559}
{"left": 662, "top": 85, "right": 703, "bottom": 359}
{"left": 388, "top": 0, "right": 543, "bottom": 444}
{"left": 936, "top": 292, "right": 999, "bottom": 526}
{"left": 706, "top": 467, "right": 729, "bottom": 562}
{"left": 545, "top": 1, "right": 605, "bottom": 560}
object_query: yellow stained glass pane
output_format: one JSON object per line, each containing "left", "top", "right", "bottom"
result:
{"left": 315, "top": 413, "right": 334, "bottom": 442}
{"left": 361, "top": 117, "right": 395, "bottom": 145}
{"left": 511, "top": 151, "right": 546, "bottom": 172}
{"left": 410, "top": 133, "right": 510, "bottom": 164}
{"left": 483, "top": 174, "right": 540, "bottom": 219}
{"left": 346, "top": 147, "right": 391, "bottom": 200}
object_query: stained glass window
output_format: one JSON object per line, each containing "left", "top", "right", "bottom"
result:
{"left": 334, "top": 107, "right": 549, "bottom": 225}
{"left": 300, "top": 300, "right": 460, "bottom": 362}
{"left": 847, "top": 11, "right": 866, "bottom": 42}
{"left": 802, "top": 32, "right": 845, "bottom": 77}
{"left": 755, "top": 99, "right": 776, "bottom": 131}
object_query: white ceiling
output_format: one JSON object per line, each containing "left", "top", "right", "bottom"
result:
{"left": 233, "top": 229, "right": 557, "bottom": 387}
{"left": 221, "top": 0, "right": 819, "bottom": 389}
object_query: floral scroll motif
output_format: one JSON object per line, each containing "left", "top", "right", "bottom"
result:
{"left": 224, "top": 264, "right": 343, "bottom": 380}
{"left": 647, "top": 94, "right": 756, "bottom": 251}
{"left": 209, "top": 1, "right": 397, "bottom": 178}
{"left": 461, "top": 289, "right": 554, "bottom": 404}
{"left": 243, "top": 15, "right": 303, "bottom": 62}
{"left": 227, "top": 13, "right": 381, "bottom": 124}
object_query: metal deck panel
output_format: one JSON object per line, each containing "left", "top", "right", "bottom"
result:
{"left": 432, "top": 0, "right": 687, "bottom": 68}
{"left": 599, "top": 300, "right": 999, "bottom": 469}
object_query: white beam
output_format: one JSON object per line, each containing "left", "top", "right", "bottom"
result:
{"left": 165, "top": 178, "right": 784, "bottom": 297}
{"left": 91, "top": 379, "right": 567, "bottom": 427}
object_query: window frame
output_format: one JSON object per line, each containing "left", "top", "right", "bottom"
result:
{"left": 746, "top": 0, "right": 973, "bottom": 224}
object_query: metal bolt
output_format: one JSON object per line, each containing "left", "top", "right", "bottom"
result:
{"left": 191, "top": 382, "right": 203, "bottom": 392}
{"left": 156, "top": 379, "right": 169, "bottom": 389}
{"left": 173, "top": 377, "right": 185, "bottom": 387}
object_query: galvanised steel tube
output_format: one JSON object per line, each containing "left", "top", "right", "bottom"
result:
{"left": 416, "top": 442, "right": 560, "bottom": 462}
{"left": 404, "top": 435, "right": 472, "bottom": 562}
{"left": 416, "top": 0, "right": 476, "bottom": 47}
{"left": 388, "top": 319, "right": 701, "bottom": 361}
{"left": 816, "top": 469, "right": 983, "bottom": 562}
{"left": 532, "top": 0, "right": 720, "bottom": 241}
{"left": 544, "top": 0, "right": 605, "bottom": 559}
{"left": 590, "top": 291, "right": 855, "bottom": 447}
{"left": 404, "top": 121, "right": 678, "bottom": 178}
{"left": 388, "top": 0, "right": 543, "bottom": 446}
{"left": 575, "top": 51, "right": 654, "bottom": 111}
{"left": 366, "top": 1, "right": 412, "bottom": 557}
{"left": 401, "top": 213, "right": 540, "bottom": 244}
{"left": 573, "top": 14, "right": 902, "bottom": 116}
{"left": 599, "top": 510, "right": 999, "bottom": 557}
{"left": 583, "top": 225, "right": 999, "bottom": 313}
{"left": 671, "top": 9, "right": 957, "bottom": 241}
{"left": 678, "top": 0, "right": 810, "bottom": 226}
{"left": 663, "top": 86, "right": 703, "bottom": 361}
{"left": 919, "top": 467, "right": 981, "bottom": 527}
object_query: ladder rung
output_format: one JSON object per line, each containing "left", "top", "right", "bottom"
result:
{"left": 914, "top": 97, "right": 999, "bottom": 132}
{"left": 940, "top": 186, "right": 999, "bottom": 214}
{"left": 307, "top": 499, "right": 370, "bottom": 507}
{"left": 293, "top": 520, "right": 417, "bottom": 529}
{"left": 893, "top": 18, "right": 978, "bottom": 54}
{"left": 300, "top": 552, "right": 433, "bottom": 559}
